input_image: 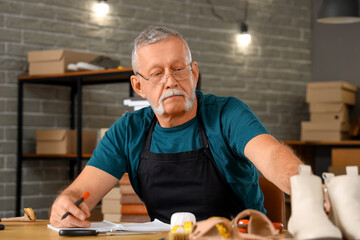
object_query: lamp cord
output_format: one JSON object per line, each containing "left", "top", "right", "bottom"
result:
{"left": 206, "top": 0, "right": 249, "bottom": 24}
{"left": 243, "top": 0, "right": 249, "bottom": 23}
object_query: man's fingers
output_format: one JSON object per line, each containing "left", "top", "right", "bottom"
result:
{"left": 50, "top": 194, "right": 92, "bottom": 228}
{"left": 63, "top": 215, "right": 91, "bottom": 228}
{"left": 63, "top": 203, "right": 87, "bottom": 220}
{"left": 51, "top": 213, "right": 90, "bottom": 228}
{"left": 53, "top": 215, "right": 90, "bottom": 228}
{"left": 79, "top": 202, "right": 91, "bottom": 218}
{"left": 323, "top": 184, "right": 331, "bottom": 214}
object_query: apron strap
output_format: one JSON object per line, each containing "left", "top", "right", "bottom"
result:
{"left": 141, "top": 115, "right": 157, "bottom": 154}
{"left": 197, "top": 104, "right": 208, "bottom": 149}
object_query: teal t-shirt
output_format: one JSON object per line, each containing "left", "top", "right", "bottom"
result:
{"left": 151, "top": 116, "right": 201, "bottom": 153}
{"left": 87, "top": 91, "right": 269, "bottom": 213}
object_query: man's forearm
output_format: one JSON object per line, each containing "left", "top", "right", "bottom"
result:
{"left": 245, "top": 134, "right": 304, "bottom": 195}
{"left": 54, "top": 166, "right": 119, "bottom": 211}
{"left": 268, "top": 143, "right": 304, "bottom": 195}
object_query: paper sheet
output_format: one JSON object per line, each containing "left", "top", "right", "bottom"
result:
{"left": 47, "top": 219, "right": 171, "bottom": 233}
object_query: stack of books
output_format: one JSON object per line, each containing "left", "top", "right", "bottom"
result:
{"left": 119, "top": 173, "right": 150, "bottom": 222}
{"left": 301, "top": 81, "right": 357, "bottom": 141}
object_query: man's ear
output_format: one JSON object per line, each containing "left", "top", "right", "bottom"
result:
{"left": 130, "top": 75, "right": 146, "bottom": 99}
{"left": 191, "top": 61, "right": 200, "bottom": 87}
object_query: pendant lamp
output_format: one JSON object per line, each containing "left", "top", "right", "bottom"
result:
{"left": 317, "top": 0, "right": 360, "bottom": 24}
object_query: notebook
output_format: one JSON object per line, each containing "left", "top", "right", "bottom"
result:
{"left": 47, "top": 219, "right": 171, "bottom": 233}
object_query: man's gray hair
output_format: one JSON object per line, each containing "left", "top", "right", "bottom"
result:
{"left": 131, "top": 26, "right": 192, "bottom": 73}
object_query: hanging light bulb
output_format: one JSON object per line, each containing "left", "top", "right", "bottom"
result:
{"left": 237, "top": 22, "right": 251, "bottom": 47}
{"left": 93, "top": 0, "right": 109, "bottom": 17}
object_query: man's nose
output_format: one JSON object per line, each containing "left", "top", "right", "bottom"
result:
{"left": 164, "top": 73, "right": 178, "bottom": 87}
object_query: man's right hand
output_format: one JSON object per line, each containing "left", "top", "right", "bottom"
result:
{"left": 49, "top": 166, "right": 120, "bottom": 228}
{"left": 49, "top": 193, "right": 91, "bottom": 228}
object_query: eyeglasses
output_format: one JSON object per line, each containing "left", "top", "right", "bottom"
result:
{"left": 136, "top": 64, "right": 192, "bottom": 85}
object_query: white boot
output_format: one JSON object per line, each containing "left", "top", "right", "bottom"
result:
{"left": 288, "top": 165, "right": 342, "bottom": 240}
{"left": 323, "top": 166, "right": 360, "bottom": 240}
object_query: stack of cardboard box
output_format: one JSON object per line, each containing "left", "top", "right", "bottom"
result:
{"left": 101, "top": 186, "right": 121, "bottom": 222}
{"left": 100, "top": 99, "right": 150, "bottom": 223}
{"left": 101, "top": 174, "right": 150, "bottom": 223}
{"left": 99, "top": 129, "right": 149, "bottom": 222}
{"left": 119, "top": 173, "right": 150, "bottom": 223}
{"left": 98, "top": 128, "right": 123, "bottom": 222}
{"left": 301, "top": 81, "right": 357, "bottom": 141}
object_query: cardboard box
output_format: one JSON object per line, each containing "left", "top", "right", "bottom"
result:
{"left": 310, "top": 112, "right": 349, "bottom": 123}
{"left": 36, "top": 129, "right": 97, "bottom": 154}
{"left": 102, "top": 187, "right": 121, "bottom": 221}
{"left": 301, "top": 130, "right": 348, "bottom": 141}
{"left": 96, "top": 128, "right": 109, "bottom": 146}
{"left": 100, "top": 128, "right": 109, "bottom": 139}
{"left": 301, "top": 121, "right": 350, "bottom": 141}
{"left": 103, "top": 187, "right": 120, "bottom": 200}
{"left": 28, "top": 49, "right": 99, "bottom": 75}
{"left": 103, "top": 213, "right": 121, "bottom": 222}
{"left": 101, "top": 199, "right": 121, "bottom": 214}
{"left": 301, "top": 121, "right": 350, "bottom": 132}
{"left": 309, "top": 103, "right": 346, "bottom": 112}
{"left": 328, "top": 166, "right": 347, "bottom": 175}
{"left": 306, "top": 81, "right": 357, "bottom": 105}
{"left": 309, "top": 103, "right": 349, "bottom": 122}
{"left": 331, "top": 148, "right": 360, "bottom": 167}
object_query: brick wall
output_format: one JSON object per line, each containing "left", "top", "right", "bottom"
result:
{"left": 0, "top": 0, "right": 311, "bottom": 218}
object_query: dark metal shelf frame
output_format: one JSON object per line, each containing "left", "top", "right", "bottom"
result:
{"left": 16, "top": 69, "right": 134, "bottom": 216}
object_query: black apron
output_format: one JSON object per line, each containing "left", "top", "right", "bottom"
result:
{"left": 137, "top": 109, "right": 245, "bottom": 223}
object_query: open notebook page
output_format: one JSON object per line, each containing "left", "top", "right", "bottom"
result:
{"left": 47, "top": 219, "right": 171, "bottom": 233}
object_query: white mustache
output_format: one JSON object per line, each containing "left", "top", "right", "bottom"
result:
{"left": 159, "top": 89, "right": 187, "bottom": 103}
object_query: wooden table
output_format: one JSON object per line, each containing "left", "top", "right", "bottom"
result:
{"left": 0, "top": 220, "right": 168, "bottom": 240}
{"left": 0, "top": 220, "right": 293, "bottom": 239}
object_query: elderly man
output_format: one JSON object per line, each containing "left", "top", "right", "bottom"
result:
{"left": 50, "top": 26, "right": 303, "bottom": 228}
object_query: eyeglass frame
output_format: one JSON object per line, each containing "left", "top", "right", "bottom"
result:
{"left": 136, "top": 63, "right": 193, "bottom": 85}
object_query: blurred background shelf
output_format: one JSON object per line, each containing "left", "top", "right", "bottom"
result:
{"left": 16, "top": 68, "right": 134, "bottom": 216}
{"left": 283, "top": 139, "right": 360, "bottom": 176}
